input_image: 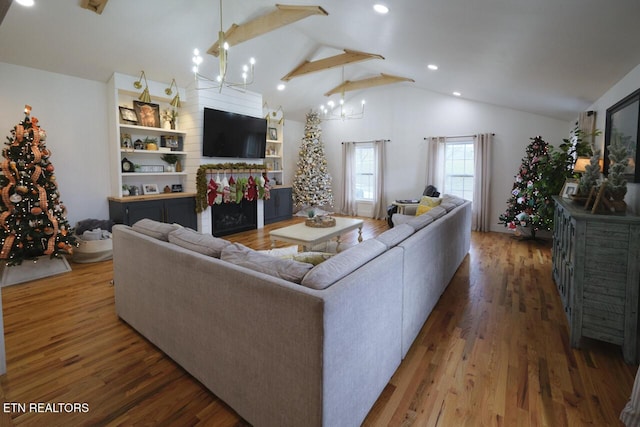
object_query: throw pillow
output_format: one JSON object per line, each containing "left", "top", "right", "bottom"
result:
{"left": 257, "top": 245, "right": 299, "bottom": 257}
{"left": 300, "top": 239, "right": 387, "bottom": 290}
{"left": 168, "top": 227, "right": 229, "bottom": 258}
{"left": 291, "top": 252, "right": 333, "bottom": 266}
{"left": 415, "top": 195, "right": 442, "bottom": 216}
{"left": 221, "top": 243, "right": 313, "bottom": 284}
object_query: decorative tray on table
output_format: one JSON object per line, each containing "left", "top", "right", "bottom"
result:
{"left": 305, "top": 216, "right": 336, "bottom": 228}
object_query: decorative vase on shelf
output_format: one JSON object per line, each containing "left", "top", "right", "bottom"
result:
{"left": 163, "top": 120, "right": 172, "bottom": 130}
{"left": 166, "top": 164, "right": 176, "bottom": 173}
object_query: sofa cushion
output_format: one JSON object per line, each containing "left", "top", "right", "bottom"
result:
{"left": 425, "top": 205, "right": 447, "bottom": 219}
{"left": 132, "top": 219, "right": 180, "bottom": 241}
{"left": 406, "top": 214, "right": 435, "bottom": 230}
{"left": 300, "top": 239, "right": 387, "bottom": 290}
{"left": 221, "top": 243, "right": 313, "bottom": 284}
{"left": 376, "top": 224, "right": 415, "bottom": 248}
{"left": 442, "top": 194, "right": 466, "bottom": 206}
{"left": 439, "top": 201, "right": 456, "bottom": 212}
{"left": 168, "top": 227, "right": 229, "bottom": 258}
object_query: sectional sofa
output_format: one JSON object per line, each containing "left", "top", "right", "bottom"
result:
{"left": 112, "top": 195, "right": 471, "bottom": 427}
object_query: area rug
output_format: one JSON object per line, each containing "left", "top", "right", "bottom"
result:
{"left": 0, "top": 256, "right": 72, "bottom": 288}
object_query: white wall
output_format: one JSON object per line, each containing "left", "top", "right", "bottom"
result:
{"left": 0, "top": 62, "right": 575, "bottom": 233}
{"left": 588, "top": 63, "right": 640, "bottom": 215}
{"left": 0, "top": 62, "right": 111, "bottom": 226}
{"left": 290, "top": 85, "right": 570, "bottom": 232}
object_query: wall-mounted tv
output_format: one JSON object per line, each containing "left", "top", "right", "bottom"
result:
{"left": 202, "top": 107, "right": 267, "bottom": 159}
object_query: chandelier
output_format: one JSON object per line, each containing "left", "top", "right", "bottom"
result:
{"left": 191, "top": 0, "right": 256, "bottom": 92}
{"left": 319, "top": 68, "right": 365, "bottom": 121}
{"left": 319, "top": 96, "right": 365, "bottom": 121}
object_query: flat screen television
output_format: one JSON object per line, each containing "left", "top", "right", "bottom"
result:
{"left": 202, "top": 107, "right": 267, "bottom": 158}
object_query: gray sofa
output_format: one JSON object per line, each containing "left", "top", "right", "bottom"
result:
{"left": 112, "top": 195, "right": 471, "bottom": 427}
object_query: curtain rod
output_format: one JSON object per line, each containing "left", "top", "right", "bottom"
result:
{"left": 341, "top": 139, "right": 391, "bottom": 144}
{"left": 423, "top": 133, "right": 494, "bottom": 140}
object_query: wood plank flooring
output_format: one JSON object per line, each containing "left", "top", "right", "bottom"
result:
{"left": 0, "top": 217, "right": 635, "bottom": 426}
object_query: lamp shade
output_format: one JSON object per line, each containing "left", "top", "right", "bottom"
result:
{"left": 573, "top": 157, "right": 590, "bottom": 173}
{"left": 574, "top": 156, "right": 603, "bottom": 173}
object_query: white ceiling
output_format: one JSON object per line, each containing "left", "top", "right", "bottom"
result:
{"left": 1, "top": 0, "right": 640, "bottom": 122}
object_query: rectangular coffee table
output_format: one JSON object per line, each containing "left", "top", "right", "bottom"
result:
{"left": 270, "top": 217, "right": 364, "bottom": 252}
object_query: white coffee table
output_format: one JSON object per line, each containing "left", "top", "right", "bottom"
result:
{"left": 270, "top": 217, "right": 364, "bottom": 252}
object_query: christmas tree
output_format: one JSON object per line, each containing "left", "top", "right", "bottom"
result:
{"left": 292, "top": 111, "right": 334, "bottom": 209}
{"left": 0, "top": 106, "right": 76, "bottom": 265}
{"left": 498, "top": 136, "right": 554, "bottom": 239}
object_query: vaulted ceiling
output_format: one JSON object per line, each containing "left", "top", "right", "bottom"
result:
{"left": 1, "top": 0, "right": 640, "bottom": 122}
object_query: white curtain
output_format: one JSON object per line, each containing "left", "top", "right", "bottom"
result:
{"left": 426, "top": 136, "right": 445, "bottom": 191}
{"left": 372, "top": 140, "right": 386, "bottom": 219}
{"left": 340, "top": 142, "right": 357, "bottom": 216}
{"left": 472, "top": 133, "right": 493, "bottom": 232}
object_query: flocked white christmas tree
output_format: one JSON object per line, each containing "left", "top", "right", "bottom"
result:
{"left": 292, "top": 111, "right": 333, "bottom": 210}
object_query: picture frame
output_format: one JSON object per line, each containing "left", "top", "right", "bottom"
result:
{"left": 138, "top": 165, "right": 164, "bottom": 173}
{"left": 133, "top": 101, "right": 161, "bottom": 128}
{"left": 142, "top": 183, "right": 159, "bottom": 195}
{"left": 604, "top": 88, "right": 640, "bottom": 183}
{"left": 560, "top": 179, "right": 579, "bottom": 199}
{"left": 119, "top": 106, "right": 138, "bottom": 124}
{"left": 268, "top": 127, "right": 278, "bottom": 141}
{"left": 120, "top": 133, "right": 132, "bottom": 149}
{"left": 171, "top": 184, "right": 183, "bottom": 193}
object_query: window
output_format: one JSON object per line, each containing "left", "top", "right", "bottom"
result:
{"left": 354, "top": 144, "right": 375, "bottom": 201}
{"left": 443, "top": 140, "right": 474, "bottom": 201}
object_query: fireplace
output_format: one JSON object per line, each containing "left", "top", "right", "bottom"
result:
{"left": 211, "top": 200, "right": 257, "bottom": 237}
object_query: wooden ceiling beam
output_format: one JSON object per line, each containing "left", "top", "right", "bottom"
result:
{"left": 324, "top": 73, "right": 415, "bottom": 96}
{"left": 281, "top": 49, "right": 384, "bottom": 81}
{"left": 80, "top": 0, "right": 109, "bottom": 15}
{"left": 207, "top": 4, "right": 328, "bottom": 57}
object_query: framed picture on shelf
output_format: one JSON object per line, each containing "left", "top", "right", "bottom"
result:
{"left": 133, "top": 101, "right": 161, "bottom": 128}
{"left": 120, "top": 133, "right": 132, "bottom": 148}
{"left": 604, "top": 88, "right": 640, "bottom": 183}
{"left": 171, "top": 184, "right": 183, "bottom": 193}
{"left": 138, "top": 165, "right": 164, "bottom": 173}
{"left": 119, "top": 106, "right": 138, "bottom": 124}
{"left": 161, "top": 135, "right": 183, "bottom": 151}
{"left": 142, "top": 183, "right": 159, "bottom": 195}
{"left": 560, "top": 179, "right": 578, "bottom": 199}
{"left": 268, "top": 127, "right": 278, "bottom": 141}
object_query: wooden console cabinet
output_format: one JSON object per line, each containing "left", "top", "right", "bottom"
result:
{"left": 264, "top": 187, "right": 292, "bottom": 224}
{"left": 552, "top": 196, "right": 640, "bottom": 363}
{"left": 108, "top": 193, "right": 197, "bottom": 230}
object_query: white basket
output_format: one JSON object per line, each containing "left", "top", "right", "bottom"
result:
{"left": 72, "top": 235, "right": 113, "bottom": 263}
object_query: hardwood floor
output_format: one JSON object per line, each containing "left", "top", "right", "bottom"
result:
{"left": 0, "top": 217, "right": 635, "bottom": 426}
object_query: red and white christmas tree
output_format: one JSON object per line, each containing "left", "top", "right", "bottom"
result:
{"left": 0, "top": 106, "right": 76, "bottom": 265}
{"left": 498, "top": 136, "right": 554, "bottom": 239}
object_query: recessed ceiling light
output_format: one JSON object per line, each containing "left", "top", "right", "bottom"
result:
{"left": 427, "top": 64, "right": 438, "bottom": 71}
{"left": 373, "top": 4, "right": 389, "bottom": 14}
{"left": 16, "top": 0, "right": 34, "bottom": 6}
{"left": 277, "top": 83, "right": 286, "bottom": 91}
{"left": 453, "top": 91, "right": 462, "bottom": 97}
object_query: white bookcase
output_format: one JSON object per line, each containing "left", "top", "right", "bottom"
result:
{"left": 264, "top": 115, "right": 284, "bottom": 186}
{"left": 107, "top": 73, "right": 189, "bottom": 198}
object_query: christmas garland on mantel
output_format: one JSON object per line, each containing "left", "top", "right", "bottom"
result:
{"left": 195, "top": 162, "right": 269, "bottom": 213}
